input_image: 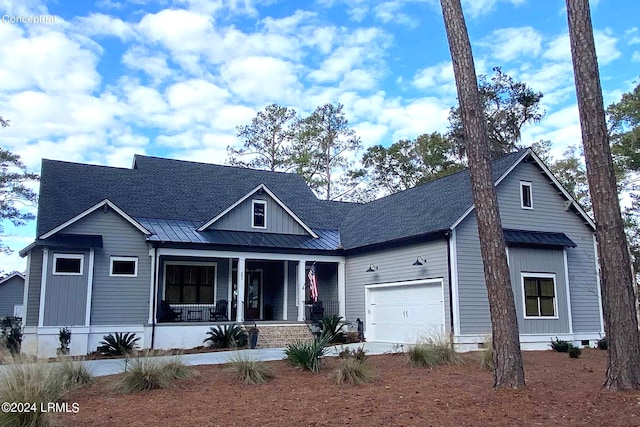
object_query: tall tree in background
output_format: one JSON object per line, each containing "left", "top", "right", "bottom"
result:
{"left": 440, "top": 0, "right": 525, "bottom": 388}
{"left": 448, "top": 67, "right": 544, "bottom": 159}
{"left": 362, "top": 132, "right": 462, "bottom": 195}
{"left": 608, "top": 80, "right": 640, "bottom": 172}
{"left": 294, "top": 103, "right": 363, "bottom": 200}
{"left": 0, "top": 118, "right": 39, "bottom": 254}
{"left": 566, "top": 0, "right": 640, "bottom": 390}
{"left": 227, "top": 104, "right": 298, "bottom": 172}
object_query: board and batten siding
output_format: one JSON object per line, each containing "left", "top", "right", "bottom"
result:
{"left": 209, "top": 193, "right": 307, "bottom": 235}
{"left": 25, "top": 248, "right": 43, "bottom": 326}
{"left": 345, "top": 239, "right": 450, "bottom": 333}
{"left": 64, "top": 209, "right": 151, "bottom": 325}
{"left": 508, "top": 247, "right": 570, "bottom": 334}
{"left": 0, "top": 275, "right": 24, "bottom": 318}
{"left": 455, "top": 160, "right": 601, "bottom": 335}
{"left": 44, "top": 251, "right": 88, "bottom": 326}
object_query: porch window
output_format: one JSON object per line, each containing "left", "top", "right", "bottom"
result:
{"left": 523, "top": 274, "right": 557, "bottom": 318}
{"left": 252, "top": 200, "right": 266, "bottom": 229}
{"left": 165, "top": 264, "right": 216, "bottom": 304}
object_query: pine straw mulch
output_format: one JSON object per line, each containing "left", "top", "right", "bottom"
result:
{"left": 55, "top": 349, "right": 640, "bottom": 427}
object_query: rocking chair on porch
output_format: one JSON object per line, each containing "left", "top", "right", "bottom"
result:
{"left": 209, "top": 300, "right": 229, "bottom": 321}
{"left": 158, "top": 300, "right": 182, "bottom": 322}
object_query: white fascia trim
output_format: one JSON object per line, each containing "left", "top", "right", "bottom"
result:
{"left": 563, "top": 248, "right": 574, "bottom": 334}
{"left": 593, "top": 235, "right": 605, "bottom": 333}
{"left": 22, "top": 253, "right": 31, "bottom": 321}
{"left": 0, "top": 271, "right": 25, "bottom": 286}
{"left": 38, "top": 249, "right": 49, "bottom": 327}
{"left": 85, "top": 249, "right": 95, "bottom": 326}
{"left": 39, "top": 199, "right": 151, "bottom": 239}
{"left": 156, "top": 248, "right": 344, "bottom": 263}
{"left": 449, "top": 229, "right": 461, "bottom": 336}
{"left": 196, "top": 184, "right": 319, "bottom": 238}
{"left": 449, "top": 148, "right": 595, "bottom": 230}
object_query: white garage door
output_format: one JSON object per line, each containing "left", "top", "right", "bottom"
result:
{"left": 366, "top": 279, "right": 445, "bottom": 343}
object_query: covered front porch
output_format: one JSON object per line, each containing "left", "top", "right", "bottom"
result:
{"left": 149, "top": 248, "right": 346, "bottom": 325}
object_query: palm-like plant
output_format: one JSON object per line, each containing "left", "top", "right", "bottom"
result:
{"left": 98, "top": 332, "right": 140, "bottom": 356}
{"left": 285, "top": 335, "right": 329, "bottom": 372}
{"left": 319, "top": 315, "right": 345, "bottom": 344}
{"left": 203, "top": 324, "right": 248, "bottom": 349}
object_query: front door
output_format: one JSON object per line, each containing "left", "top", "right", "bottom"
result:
{"left": 231, "top": 269, "right": 263, "bottom": 321}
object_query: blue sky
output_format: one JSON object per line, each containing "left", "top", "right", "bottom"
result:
{"left": 0, "top": 0, "right": 639, "bottom": 272}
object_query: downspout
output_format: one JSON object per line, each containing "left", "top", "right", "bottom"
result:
{"left": 445, "top": 231, "right": 455, "bottom": 348}
{"left": 151, "top": 245, "right": 159, "bottom": 350}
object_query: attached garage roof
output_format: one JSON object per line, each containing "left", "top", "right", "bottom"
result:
{"left": 503, "top": 229, "right": 577, "bottom": 248}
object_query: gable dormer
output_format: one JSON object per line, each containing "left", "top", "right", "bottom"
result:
{"left": 197, "top": 184, "right": 318, "bottom": 237}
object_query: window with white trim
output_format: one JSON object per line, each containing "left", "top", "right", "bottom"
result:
{"left": 523, "top": 274, "right": 557, "bottom": 318}
{"left": 110, "top": 257, "right": 138, "bottom": 277}
{"left": 53, "top": 254, "right": 84, "bottom": 275}
{"left": 252, "top": 200, "right": 266, "bottom": 229}
{"left": 520, "top": 181, "right": 533, "bottom": 209}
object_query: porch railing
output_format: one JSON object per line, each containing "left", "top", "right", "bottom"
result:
{"left": 165, "top": 303, "right": 227, "bottom": 323}
{"left": 305, "top": 300, "right": 339, "bottom": 321}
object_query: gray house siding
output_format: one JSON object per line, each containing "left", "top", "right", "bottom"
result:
{"left": 508, "top": 247, "right": 570, "bottom": 334}
{"left": 65, "top": 209, "right": 151, "bottom": 325}
{"left": 0, "top": 275, "right": 24, "bottom": 318}
{"left": 345, "top": 239, "right": 450, "bottom": 332}
{"left": 455, "top": 161, "right": 601, "bottom": 335}
{"left": 25, "top": 248, "right": 43, "bottom": 326}
{"left": 209, "top": 193, "right": 307, "bottom": 235}
{"left": 44, "top": 251, "right": 88, "bottom": 326}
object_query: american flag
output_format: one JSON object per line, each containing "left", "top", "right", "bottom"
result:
{"left": 308, "top": 264, "right": 318, "bottom": 303}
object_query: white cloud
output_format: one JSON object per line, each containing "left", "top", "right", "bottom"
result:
{"left": 543, "top": 31, "right": 621, "bottom": 65}
{"left": 75, "top": 13, "right": 135, "bottom": 40}
{"left": 461, "top": 0, "right": 526, "bottom": 18}
{"left": 480, "top": 27, "right": 543, "bottom": 61}
{"left": 121, "top": 47, "right": 174, "bottom": 84}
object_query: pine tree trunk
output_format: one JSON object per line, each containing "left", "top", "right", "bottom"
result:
{"left": 440, "top": 0, "right": 525, "bottom": 388}
{"left": 566, "top": 0, "right": 640, "bottom": 390}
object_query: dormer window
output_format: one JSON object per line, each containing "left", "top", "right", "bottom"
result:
{"left": 252, "top": 200, "right": 266, "bottom": 229}
{"left": 520, "top": 181, "right": 533, "bottom": 209}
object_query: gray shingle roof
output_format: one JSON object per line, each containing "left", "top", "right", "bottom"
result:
{"left": 35, "top": 150, "right": 527, "bottom": 251}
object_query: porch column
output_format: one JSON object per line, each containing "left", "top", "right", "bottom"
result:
{"left": 282, "top": 261, "right": 288, "bottom": 321}
{"left": 85, "top": 248, "right": 95, "bottom": 326}
{"left": 236, "top": 257, "right": 246, "bottom": 322}
{"left": 338, "top": 260, "right": 346, "bottom": 318}
{"left": 297, "top": 260, "right": 306, "bottom": 321}
{"left": 38, "top": 248, "right": 49, "bottom": 327}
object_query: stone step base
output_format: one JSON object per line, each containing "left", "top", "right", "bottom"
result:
{"left": 253, "top": 324, "right": 315, "bottom": 348}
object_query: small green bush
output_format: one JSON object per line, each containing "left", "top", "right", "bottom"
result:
{"left": 226, "top": 352, "right": 275, "bottom": 384}
{"left": 597, "top": 336, "right": 608, "bottom": 350}
{"left": 285, "top": 336, "right": 329, "bottom": 372}
{"left": 334, "top": 358, "right": 375, "bottom": 385}
{"left": 111, "top": 355, "right": 196, "bottom": 394}
{"left": 98, "top": 332, "right": 140, "bottom": 356}
{"left": 407, "top": 337, "right": 461, "bottom": 368}
{"left": 0, "top": 316, "right": 23, "bottom": 354}
{"left": 568, "top": 344, "right": 582, "bottom": 359}
{"left": 550, "top": 337, "right": 570, "bottom": 353}
{"left": 203, "top": 324, "right": 248, "bottom": 349}
{"left": 479, "top": 336, "right": 494, "bottom": 371}
{"left": 319, "top": 315, "right": 346, "bottom": 344}
{"left": 55, "top": 359, "right": 93, "bottom": 390}
{"left": 338, "top": 346, "right": 368, "bottom": 362}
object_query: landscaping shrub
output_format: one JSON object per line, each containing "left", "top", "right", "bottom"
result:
{"left": 550, "top": 337, "right": 570, "bottom": 353}
{"left": 338, "top": 346, "right": 368, "bottom": 362}
{"left": 57, "top": 327, "right": 71, "bottom": 356}
{"left": 285, "top": 336, "right": 329, "bottom": 372}
{"left": 111, "top": 355, "right": 196, "bottom": 394}
{"left": 479, "top": 336, "right": 494, "bottom": 371}
{"left": 334, "top": 357, "right": 375, "bottom": 385}
{"left": 0, "top": 316, "right": 23, "bottom": 354}
{"left": 55, "top": 359, "right": 93, "bottom": 390}
{"left": 226, "top": 351, "right": 275, "bottom": 384}
{"left": 568, "top": 344, "right": 582, "bottom": 359}
{"left": 407, "top": 337, "right": 461, "bottom": 368}
{"left": 597, "top": 336, "right": 608, "bottom": 350}
{"left": 98, "top": 332, "right": 140, "bottom": 356}
{"left": 203, "top": 324, "right": 248, "bottom": 349}
{"left": 0, "top": 358, "right": 64, "bottom": 427}
{"left": 319, "top": 315, "right": 346, "bottom": 344}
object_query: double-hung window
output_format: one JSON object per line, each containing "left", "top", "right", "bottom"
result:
{"left": 523, "top": 274, "right": 557, "bottom": 318}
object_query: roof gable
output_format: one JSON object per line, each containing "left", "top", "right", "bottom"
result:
{"left": 0, "top": 272, "right": 24, "bottom": 286}
{"left": 197, "top": 184, "right": 318, "bottom": 238}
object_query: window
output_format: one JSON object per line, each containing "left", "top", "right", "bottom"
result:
{"left": 252, "top": 200, "right": 266, "bottom": 229}
{"left": 523, "top": 274, "right": 557, "bottom": 318}
{"left": 520, "top": 181, "right": 533, "bottom": 209}
{"left": 110, "top": 257, "right": 138, "bottom": 277}
{"left": 53, "top": 254, "right": 84, "bottom": 275}
{"left": 165, "top": 264, "right": 216, "bottom": 304}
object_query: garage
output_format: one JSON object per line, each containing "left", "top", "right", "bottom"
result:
{"left": 365, "top": 279, "right": 445, "bottom": 343}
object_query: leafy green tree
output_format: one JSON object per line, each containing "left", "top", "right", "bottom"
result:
{"left": 362, "top": 132, "right": 463, "bottom": 195}
{"left": 608, "top": 80, "right": 640, "bottom": 172}
{"left": 0, "top": 140, "right": 39, "bottom": 253}
{"left": 448, "top": 67, "right": 544, "bottom": 159}
{"left": 294, "top": 103, "right": 363, "bottom": 200}
{"left": 227, "top": 104, "right": 298, "bottom": 172}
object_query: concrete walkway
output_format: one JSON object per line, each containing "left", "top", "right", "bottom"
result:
{"left": 82, "top": 341, "right": 399, "bottom": 377}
